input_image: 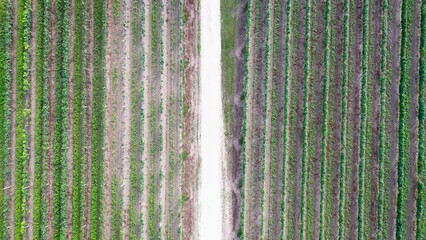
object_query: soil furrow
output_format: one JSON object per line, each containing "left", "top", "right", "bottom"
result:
{"left": 28, "top": 0, "right": 39, "bottom": 238}
{"left": 388, "top": 0, "right": 402, "bottom": 238}
{"left": 46, "top": 0, "right": 58, "bottom": 238}
{"left": 102, "top": 0, "right": 114, "bottom": 237}
{"left": 331, "top": 1, "right": 345, "bottom": 239}
{"left": 181, "top": 1, "right": 200, "bottom": 238}
{"left": 370, "top": 1, "right": 382, "bottom": 238}
{"left": 159, "top": 0, "right": 171, "bottom": 238}
{"left": 313, "top": 1, "right": 326, "bottom": 238}
{"left": 121, "top": 0, "right": 133, "bottom": 237}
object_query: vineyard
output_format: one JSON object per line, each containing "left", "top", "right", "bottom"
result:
{"left": 1, "top": 0, "right": 425, "bottom": 239}
{"left": 0, "top": 0, "right": 200, "bottom": 239}
{"left": 221, "top": 0, "right": 425, "bottom": 239}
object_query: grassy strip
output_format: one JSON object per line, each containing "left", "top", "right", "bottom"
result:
{"left": 377, "top": 0, "right": 388, "bottom": 238}
{"left": 41, "top": 0, "right": 51, "bottom": 237}
{"left": 240, "top": 0, "right": 254, "bottom": 238}
{"left": 396, "top": 0, "right": 408, "bottom": 238}
{"left": 149, "top": 1, "right": 159, "bottom": 237}
{"left": 299, "top": 0, "right": 311, "bottom": 238}
{"left": 148, "top": 76, "right": 157, "bottom": 237}
{"left": 0, "top": 3, "right": 4, "bottom": 237}
{"left": 260, "top": 0, "right": 273, "bottom": 237}
{"left": 167, "top": 1, "right": 178, "bottom": 237}
{"left": 280, "top": 0, "right": 292, "bottom": 238}
{"left": 78, "top": 0, "right": 88, "bottom": 237}
{"left": 139, "top": 0, "right": 146, "bottom": 237}
{"left": 338, "top": 0, "right": 349, "bottom": 238}
{"left": 91, "top": 0, "right": 106, "bottom": 237}
{"left": 100, "top": 0, "right": 107, "bottom": 236}
{"left": 268, "top": 0, "right": 281, "bottom": 235}
{"left": 416, "top": 0, "right": 425, "bottom": 237}
{"left": 15, "top": 0, "right": 31, "bottom": 237}
{"left": 319, "top": 0, "right": 331, "bottom": 238}
{"left": 0, "top": 0, "right": 12, "bottom": 237}
{"left": 53, "top": 0, "right": 67, "bottom": 237}
{"left": 260, "top": 0, "right": 274, "bottom": 236}
{"left": 60, "top": 0, "right": 71, "bottom": 237}
{"left": 84, "top": 0, "right": 94, "bottom": 236}
{"left": 34, "top": 0, "right": 45, "bottom": 238}
{"left": 130, "top": 1, "right": 141, "bottom": 238}
{"left": 358, "top": 0, "right": 369, "bottom": 238}
{"left": 72, "top": 0, "right": 84, "bottom": 237}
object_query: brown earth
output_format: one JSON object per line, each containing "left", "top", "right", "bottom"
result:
{"left": 102, "top": 0, "right": 114, "bottom": 238}
{"left": 181, "top": 0, "right": 200, "bottom": 239}
{"left": 9, "top": 0, "right": 18, "bottom": 238}
{"left": 388, "top": 0, "right": 402, "bottom": 238}
{"left": 46, "top": 0, "right": 58, "bottom": 238}
{"left": 28, "top": 0, "right": 39, "bottom": 238}
{"left": 230, "top": 0, "right": 248, "bottom": 238}
{"left": 294, "top": 0, "right": 306, "bottom": 238}
{"left": 369, "top": 2, "right": 383, "bottom": 239}
{"left": 331, "top": 0, "right": 345, "bottom": 239}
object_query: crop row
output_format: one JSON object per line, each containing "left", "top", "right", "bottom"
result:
{"left": 0, "top": 0, "right": 196, "bottom": 239}
{"left": 228, "top": 0, "right": 426, "bottom": 239}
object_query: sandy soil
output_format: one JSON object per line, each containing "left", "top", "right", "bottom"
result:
{"left": 182, "top": 1, "right": 200, "bottom": 238}
{"left": 199, "top": 0, "right": 223, "bottom": 239}
{"left": 160, "top": 0, "right": 171, "bottom": 238}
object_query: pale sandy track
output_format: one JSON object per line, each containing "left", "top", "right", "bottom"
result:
{"left": 121, "top": 0, "right": 133, "bottom": 237}
{"left": 200, "top": 0, "right": 223, "bottom": 239}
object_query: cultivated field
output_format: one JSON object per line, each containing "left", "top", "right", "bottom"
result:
{"left": 0, "top": 0, "right": 200, "bottom": 239}
{"left": 221, "top": 0, "right": 425, "bottom": 239}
